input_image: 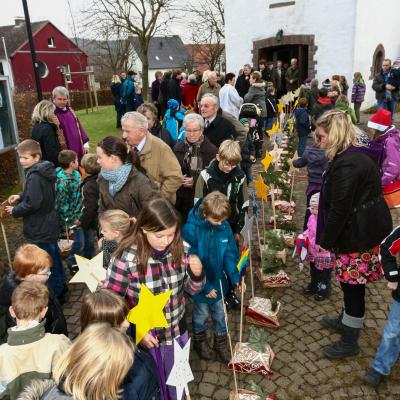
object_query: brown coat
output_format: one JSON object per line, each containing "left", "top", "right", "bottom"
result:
{"left": 139, "top": 132, "right": 183, "bottom": 204}
{"left": 285, "top": 66, "right": 300, "bottom": 92}
{"left": 98, "top": 167, "right": 158, "bottom": 216}
{"left": 196, "top": 81, "right": 221, "bottom": 102}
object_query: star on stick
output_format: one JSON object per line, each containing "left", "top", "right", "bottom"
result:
{"left": 255, "top": 175, "right": 269, "bottom": 202}
{"left": 261, "top": 151, "right": 273, "bottom": 171}
{"left": 69, "top": 252, "right": 106, "bottom": 292}
{"left": 127, "top": 284, "right": 172, "bottom": 344}
{"left": 166, "top": 338, "right": 194, "bottom": 399}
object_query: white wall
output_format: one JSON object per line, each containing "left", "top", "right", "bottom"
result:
{"left": 352, "top": 0, "right": 400, "bottom": 108}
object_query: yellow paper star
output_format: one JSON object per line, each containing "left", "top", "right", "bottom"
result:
{"left": 261, "top": 151, "right": 273, "bottom": 171}
{"left": 69, "top": 252, "right": 106, "bottom": 292}
{"left": 277, "top": 101, "right": 283, "bottom": 113}
{"left": 128, "top": 284, "right": 172, "bottom": 344}
{"left": 292, "top": 98, "right": 299, "bottom": 110}
{"left": 255, "top": 175, "right": 269, "bottom": 202}
{"left": 266, "top": 122, "right": 278, "bottom": 136}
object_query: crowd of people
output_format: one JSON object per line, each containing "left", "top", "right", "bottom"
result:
{"left": 1, "top": 55, "right": 400, "bottom": 399}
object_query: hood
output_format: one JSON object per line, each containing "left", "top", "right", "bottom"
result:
{"left": 0, "top": 271, "right": 18, "bottom": 306}
{"left": 207, "top": 159, "right": 245, "bottom": 181}
{"left": 335, "top": 101, "right": 349, "bottom": 111}
{"left": 27, "top": 161, "right": 56, "bottom": 183}
{"left": 306, "top": 145, "right": 327, "bottom": 163}
{"left": 18, "top": 380, "right": 56, "bottom": 400}
{"left": 317, "top": 97, "right": 332, "bottom": 105}
{"left": 375, "top": 126, "right": 400, "bottom": 144}
{"left": 251, "top": 81, "right": 266, "bottom": 89}
{"left": 186, "top": 198, "right": 227, "bottom": 232}
{"left": 56, "top": 167, "right": 79, "bottom": 182}
{"left": 345, "top": 143, "right": 383, "bottom": 164}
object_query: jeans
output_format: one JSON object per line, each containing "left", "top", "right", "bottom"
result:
{"left": 83, "top": 228, "right": 96, "bottom": 258}
{"left": 372, "top": 299, "right": 400, "bottom": 375}
{"left": 264, "top": 117, "right": 274, "bottom": 130}
{"left": 36, "top": 242, "right": 67, "bottom": 295}
{"left": 298, "top": 135, "right": 308, "bottom": 157}
{"left": 192, "top": 300, "right": 227, "bottom": 335}
{"left": 242, "top": 164, "right": 253, "bottom": 184}
{"left": 378, "top": 98, "right": 397, "bottom": 122}
{"left": 67, "top": 227, "right": 85, "bottom": 271}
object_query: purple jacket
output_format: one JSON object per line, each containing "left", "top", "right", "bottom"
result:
{"left": 151, "top": 79, "right": 161, "bottom": 102}
{"left": 375, "top": 126, "right": 400, "bottom": 187}
{"left": 351, "top": 82, "right": 366, "bottom": 103}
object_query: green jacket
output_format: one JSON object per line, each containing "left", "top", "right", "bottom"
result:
{"left": 335, "top": 101, "right": 357, "bottom": 124}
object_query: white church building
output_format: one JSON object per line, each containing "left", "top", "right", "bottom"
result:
{"left": 224, "top": 0, "right": 400, "bottom": 107}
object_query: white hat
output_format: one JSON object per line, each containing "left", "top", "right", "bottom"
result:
{"left": 309, "top": 192, "right": 320, "bottom": 208}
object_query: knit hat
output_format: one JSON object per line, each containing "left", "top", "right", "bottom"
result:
{"left": 367, "top": 109, "right": 391, "bottom": 131}
{"left": 167, "top": 99, "right": 179, "bottom": 110}
{"left": 303, "top": 78, "right": 312, "bottom": 85}
{"left": 309, "top": 192, "right": 320, "bottom": 209}
{"left": 240, "top": 118, "right": 250, "bottom": 126}
{"left": 393, "top": 57, "right": 400, "bottom": 66}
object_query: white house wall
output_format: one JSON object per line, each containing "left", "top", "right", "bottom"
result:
{"left": 352, "top": 0, "right": 400, "bottom": 108}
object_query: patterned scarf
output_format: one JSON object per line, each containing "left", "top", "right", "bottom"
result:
{"left": 183, "top": 136, "right": 204, "bottom": 175}
{"left": 101, "top": 163, "right": 132, "bottom": 197}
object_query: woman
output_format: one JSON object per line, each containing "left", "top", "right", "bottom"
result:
{"left": 19, "top": 323, "right": 133, "bottom": 400}
{"left": 335, "top": 94, "right": 357, "bottom": 124}
{"left": 97, "top": 136, "right": 158, "bottom": 216}
{"left": 31, "top": 100, "right": 60, "bottom": 166}
{"left": 244, "top": 71, "right": 267, "bottom": 127}
{"left": 137, "top": 103, "right": 174, "bottom": 148}
{"left": 111, "top": 75, "right": 124, "bottom": 129}
{"left": 173, "top": 113, "right": 217, "bottom": 221}
{"left": 158, "top": 71, "right": 172, "bottom": 119}
{"left": 351, "top": 72, "right": 366, "bottom": 124}
{"left": 316, "top": 110, "right": 392, "bottom": 359}
{"left": 182, "top": 74, "right": 200, "bottom": 111}
{"left": 151, "top": 71, "right": 163, "bottom": 117}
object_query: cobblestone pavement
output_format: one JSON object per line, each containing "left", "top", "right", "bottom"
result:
{"left": 1, "top": 112, "right": 400, "bottom": 400}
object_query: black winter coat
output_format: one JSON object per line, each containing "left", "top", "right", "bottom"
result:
{"left": 12, "top": 161, "right": 60, "bottom": 243}
{"left": 318, "top": 150, "right": 392, "bottom": 254}
{"left": 81, "top": 174, "right": 99, "bottom": 231}
{"left": 166, "top": 78, "right": 182, "bottom": 104}
{"left": 235, "top": 75, "right": 251, "bottom": 98}
{"left": 150, "top": 121, "right": 174, "bottom": 148}
{"left": 372, "top": 70, "right": 400, "bottom": 102}
{"left": 0, "top": 272, "right": 68, "bottom": 342}
{"left": 31, "top": 122, "right": 60, "bottom": 167}
{"left": 204, "top": 114, "right": 237, "bottom": 147}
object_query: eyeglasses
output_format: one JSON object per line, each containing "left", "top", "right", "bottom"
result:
{"left": 36, "top": 271, "right": 51, "bottom": 277}
{"left": 186, "top": 129, "right": 202, "bottom": 134}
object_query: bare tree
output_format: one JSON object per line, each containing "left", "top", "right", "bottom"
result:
{"left": 84, "top": 0, "right": 174, "bottom": 100}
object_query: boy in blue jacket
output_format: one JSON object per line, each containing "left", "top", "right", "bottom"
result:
{"left": 293, "top": 97, "right": 311, "bottom": 156}
{"left": 183, "top": 191, "right": 241, "bottom": 364}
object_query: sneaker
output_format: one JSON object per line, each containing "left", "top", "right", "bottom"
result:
{"left": 363, "top": 368, "right": 385, "bottom": 386}
{"left": 70, "top": 264, "right": 79, "bottom": 275}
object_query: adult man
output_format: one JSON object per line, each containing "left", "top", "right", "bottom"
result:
{"left": 372, "top": 59, "right": 399, "bottom": 119}
{"left": 52, "top": 86, "right": 89, "bottom": 163}
{"left": 285, "top": 58, "right": 300, "bottom": 92}
{"left": 267, "top": 61, "right": 280, "bottom": 91}
{"left": 196, "top": 71, "right": 221, "bottom": 103}
{"left": 122, "top": 71, "right": 137, "bottom": 112}
{"left": 235, "top": 64, "right": 252, "bottom": 98}
{"left": 276, "top": 60, "right": 286, "bottom": 97}
{"left": 200, "top": 94, "right": 246, "bottom": 147}
{"left": 121, "top": 112, "right": 182, "bottom": 204}
{"left": 259, "top": 60, "right": 270, "bottom": 82}
{"left": 166, "top": 69, "right": 183, "bottom": 104}
{"left": 219, "top": 73, "right": 243, "bottom": 119}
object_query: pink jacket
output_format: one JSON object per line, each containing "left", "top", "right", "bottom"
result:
{"left": 303, "top": 214, "right": 332, "bottom": 258}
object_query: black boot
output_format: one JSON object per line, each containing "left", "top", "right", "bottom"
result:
{"left": 304, "top": 262, "right": 318, "bottom": 295}
{"left": 314, "top": 269, "right": 331, "bottom": 301}
{"left": 193, "top": 331, "right": 214, "bottom": 360}
{"left": 321, "top": 308, "right": 344, "bottom": 333}
{"left": 214, "top": 335, "right": 231, "bottom": 364}
{"left": 322, "top": 325, "right": 360, "bottom": 359}
{"left": 363, "top": 368, "right": 385, "bottom": 386}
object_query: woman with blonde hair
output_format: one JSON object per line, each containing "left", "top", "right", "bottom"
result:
{"left": 31, "top": 99, "right": 60, "bottom": 166}
{"left": 316, "top": 109, "right": 392, "bottom": 359}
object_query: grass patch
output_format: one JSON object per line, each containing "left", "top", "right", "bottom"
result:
{"left": 76, "top": 105, "right": 120, "bottom": 150}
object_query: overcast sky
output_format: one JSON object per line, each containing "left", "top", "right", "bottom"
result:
{"left": 0, "top": 0, "right": 189, "bottom": 40}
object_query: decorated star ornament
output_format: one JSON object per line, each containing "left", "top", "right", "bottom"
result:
{"left": 240, "top": 214, "right": 254, "bottom": 247}
{"left": 266, "top": 122, "right": 278, "bottom": 136}
{"left": 277, "top": 101, "right": 283, "bottom": 114}
{"left": 166, "top": 338, "right": 194, "bottom": 399}
{"left": 261, "top": 151, "right": 273, "bottom": 171}
{"left": 269, "top": 147, "right": 284, "bottom": 163}
{"left": 127, "top": 284, "right": 172, "bottom": 344}
{"left": 255, "top": 175, "right": 270, "bottom": 202}
{"left": 69, "top": 252, "right": 106, "bottom": 292}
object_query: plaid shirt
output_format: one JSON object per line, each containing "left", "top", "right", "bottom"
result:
{"left": 104, "top": 243, "right": 205, "bottom": 344}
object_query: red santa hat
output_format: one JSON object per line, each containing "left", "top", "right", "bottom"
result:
{"left": 367, "top": 108, "right": 391, "bottom": 131}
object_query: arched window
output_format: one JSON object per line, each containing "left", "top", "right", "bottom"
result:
{"left": 370, "top": 44, "right": 385, "bottom": 79}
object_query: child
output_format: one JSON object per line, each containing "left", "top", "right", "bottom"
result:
{"left": 98, "top": 209, "right": 133, "bottom": 269}
{"left": 20, "top": 323, "right": 133, "bottom": 400}
{"left": 293, "top": 130, "right": 329, "bottom": 230}
{"left": 302, "top": 193, "right": 335, "bottom": 301}
{"left": 5, "top": 140, "right": 66, "bottom": 297}
{"left": 351, "top": 72, "right": 366, "bottom": 124}
{"left": 311, "top": 88, "right": 334, "bottom": 126}
{"left": 55, "top": 149, "right": 83, "bottom": 274}
{"left": 239, "top": 118, "right": 256, "bottom": 184}
{"left": 162, "top": 99, "right": 186, "bottom": 144}
{"left": 80, "top": 289, "right": 160, "bottom": 400}
{"left": 0, "top": 244, "right": 68, "bottom": 343}
{"left": 265, "top": 86, "right": 277, "bottom": 131}
{"left": 363, "top": 225, "right": 400, "bottom": 386}
{"left": 0, "top": 281, "right": 70, "bottom": 399}
{"left": 80, "top": 153, "right": 100, "bottom": 258}
{"left": 103, "top": 197, "right": 204, "bottom": 400}
{"left": 182, "top": 192, "right": 241, "bottom": 362}
{"left": 195, "top": 139, "right": 248, "bottom": 237}
{"left": 293, "top": 97, "right": 311, "bottom": 156}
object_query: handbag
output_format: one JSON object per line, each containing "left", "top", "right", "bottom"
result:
{"left": 383, "top": 180, "right": 400, "bottom": 208}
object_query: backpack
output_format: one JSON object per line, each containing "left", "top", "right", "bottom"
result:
{"left": 239, "top": 103, "right": 261, "bottom": 119}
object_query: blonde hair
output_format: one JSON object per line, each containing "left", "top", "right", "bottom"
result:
{"left": 316, "top": 109, "right": 358, "bottom": 160}
{"left": 201, "top": 191, "right": 231, "bottom": 220}
{"left": 81, "top": 153, "right": 100, "bottom": 175}
{"left": 99, "top": 209, "right": 132, "bottom": 235}
{"left": 31, "top": 100, "right": 56, "bottom": 124}
{"left": 54, "top": 323, "right": 133, "bottom": 400}
{"left": 218, "top": 139, "right": 241, "bottom": 164}
{"left": 111, "top": 75, "right": 121, "bottom": 84}
{"left": 12, "top": 281, "right": 49, "bottom": 320}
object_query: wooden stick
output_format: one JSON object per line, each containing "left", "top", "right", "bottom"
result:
{"left": 1, "top": 222, "right": 11, "bottom": 267}
{"left": 271, "top": 184, "right": 277, "bottom": 230}
{"left": 248, "top": 231, "right": 254, "bottom": 298}
{"left": 219, "top": 280, "right": 238, "bottom": 397}
{"left": 255, "top": 215, "right": 262, "bottom": 256}
{"left": 261, "top": 199, "right": 266, "bottom": 247}
{"left": 239, "top": 275, "right": 245, "bottom": 343}
{"left": 288, "top": 170, "right": 296, "bottom": 217}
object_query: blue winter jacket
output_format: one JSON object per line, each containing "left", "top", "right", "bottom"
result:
{"left": 122, "top": 77, "right": 135, "bottom": 103}
{"left": 294, "top": 107, "right": 311, "bottom": 137}
{"left": 182, "top": 199, "right": 240, "bottom": 304}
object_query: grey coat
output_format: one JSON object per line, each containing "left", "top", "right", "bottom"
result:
{"left": 244, "top": 81, "right": 267, "bottom": 117}
{"left": 18, "top": 380, "right": 72, "bottom": 400}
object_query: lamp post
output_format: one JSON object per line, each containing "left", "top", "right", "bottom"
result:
{"left": 21, "top": 0, "right": 43, "bottom": 101}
